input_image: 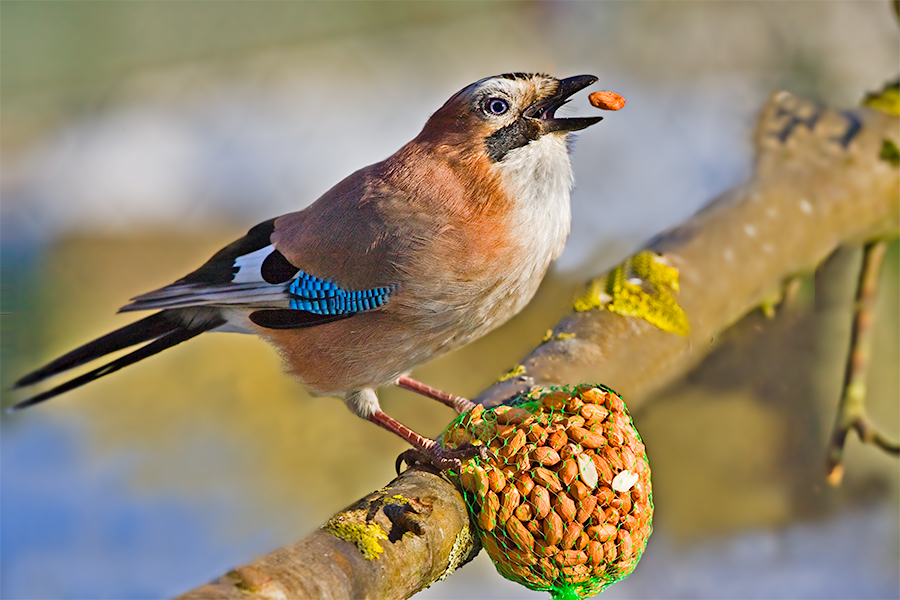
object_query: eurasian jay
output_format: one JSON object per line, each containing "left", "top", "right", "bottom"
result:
{"left": 11, "top": 73, "right": 604, "bottom": 468}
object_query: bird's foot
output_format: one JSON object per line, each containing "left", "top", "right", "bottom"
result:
{"left": 396, "top": 442, "right": 492, "bottom": 474}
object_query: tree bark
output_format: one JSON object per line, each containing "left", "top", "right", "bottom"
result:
{"left": 176, "top": 91, "right": 899, "bottom": 600}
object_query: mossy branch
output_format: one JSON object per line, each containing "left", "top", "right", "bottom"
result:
{"left": 175, "top": 91, "right": 899, "bottom": 600}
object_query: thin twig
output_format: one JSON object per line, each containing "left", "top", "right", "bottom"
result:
{"left": 826, "top": 240, "right": 900, "bottom": 486}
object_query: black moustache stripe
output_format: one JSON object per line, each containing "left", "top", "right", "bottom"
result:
{"left": 484, "top": 118, "right": 542, "bottom": 162}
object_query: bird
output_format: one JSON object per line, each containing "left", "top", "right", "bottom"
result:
{"left": 10, "top": 73, "right": 604, "bottom": 469}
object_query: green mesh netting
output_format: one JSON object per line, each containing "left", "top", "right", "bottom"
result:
{"left": 443, "top": 384, "right": 653, "bottom": 600}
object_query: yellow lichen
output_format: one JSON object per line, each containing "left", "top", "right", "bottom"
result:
{"left": 323, "top": 513, "right": 388, "bottom": 560}
{"left": 555, "top": 332, "right": 576, "bottom": 340}
{"left": 863, "top": 79, "right": 900, "bottom": 116}
{"left": 432, "top": 523, "right": 477, "bottom": 585}
{"left": 880, "top": 139, "right": 899, "bottom": 167}
{"left": 758, "top": 288, "right": 784, "bottom": 319}
{"left": 498, "top": 364, "right": 527, "bottom": 382}
{"left": 574, "top": 250, "right": 690, "bottom": 336}
{"left": 573, "top": 276, "right": 611, "bottom": 312}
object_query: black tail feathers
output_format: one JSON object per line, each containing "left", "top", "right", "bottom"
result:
{"left": 9, "top": 311, "right": 225, "bottom": 412}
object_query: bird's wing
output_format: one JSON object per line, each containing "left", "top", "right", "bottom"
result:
{"left": 121, "top": 169, "right": 405, "bottom": 329}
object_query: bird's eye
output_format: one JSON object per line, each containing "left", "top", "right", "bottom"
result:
{"left": 484, "top": 97, "right": 510, "bottom": 116}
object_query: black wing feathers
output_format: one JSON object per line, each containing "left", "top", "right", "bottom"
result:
{"left": 10, "top": 312, "right": 225, "bottom": 412}
{"left": 179, "top": 218, "right": 277, "bottom": 285}
{"left": 249, "top": 309, "right": 353, "bottom": 330}
{"left": 9, "top": 317, "right": 224, "bottom": 412}
{"left": 13, "top": 312, "right": 180, "bottom": 388}
{"left": 261, "top": 249, "right": 300, "bottom": 284}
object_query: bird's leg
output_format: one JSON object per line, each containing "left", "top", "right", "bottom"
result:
{"left": 346, "top": 388, "right": 485, "bottom": 471}
{"left": 396, "top": 375, "right": 477, "bottom": 415}
{"left": 367, "top": 410, "right": 486, "bottom": 471}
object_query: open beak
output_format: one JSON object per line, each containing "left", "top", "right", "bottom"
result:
{"left": 526, "top": 74, "right": 603, "bottom": 134}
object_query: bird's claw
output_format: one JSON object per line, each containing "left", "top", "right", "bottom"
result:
{"left": 453, "top": 442, "right": 493, "bottom": 463}
{"left": 395, "top": 443, "right": 491, "bottom": 474}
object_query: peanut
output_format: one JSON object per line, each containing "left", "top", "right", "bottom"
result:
{"left": 546, "top": 429, "right": 567, "bottom": 451}
{"left": 570, "top": 479, "right": 591, "bottom": 501}
{"left": 591, "top": 453, "right": 615, "bottom": 484}
{"left": 561, "top": 563, "right": 592, "bottom": 581}
{"left": 604, "top": 424, "right": 625, "bottom": 447}
{"left": 603, "top": 538, "right": 618, "bottom": 563}
{"left": 512, "top": 449, "right": 531, "bottom": 473}
{"left": 497, "top": 485, "right": 520, "bottom": 523}
{"left": 538, "top": 557, "right": 560, "bottom": 581}
{"left": 541, "top": 391, "right": 569, "bottom": 411}
{"left": 553, "top": 493, "right": 577, "bottom": 523}
{"left": 611, "top": 493, "right": 632, "bottom": 514}
{"left": 505, "top": 545, "right": 538, "bottom": 566}
{"left": 532, "top": 467, "right": 563, "bottom": 493}
{"left": 554, "top": 549, "right": 588, "bottom": 566}
{"left": 499, "top": 429, "right": 526, "bottom": 458}
{"left": 565, "top": 396, "right": 585, "bottom": 414}
{"left": 617, "top": 528, "right": 634, "bottom": 560}
{"left": 577, "top": 453, "right": 599, "bottom": 489}
{"left": 595, "top": 486, "right": 614, "bottom": 506}
{"left": 530, "top": 485, "right": 551, "bottom": 520}
{"left": 606, "top": 394, "right": 625, "bottom": 413}
{"left": 494, "top": 405, "right": 533, "bottom": 425}
{"left": 525, "top": 423, "right": 548, "bottom": 445}
{"left": 588, "top": 540, "right": 604, "bottom": 566}
{"left": 534, "top": 540, "right": 559, "bottom": 557}
{"left": 583, "top": 419, "right": 605, "bottom": 432}
{"left": 581, "top": 403, "right": 609, "bottom": 422}
{"left": 531, "top": 446, "right": 561, "bottom": 466}
{"left": 514, "top": 502, "right": 533, "bottom": 522}
{"left": 575, "top": 495, "right": 597, "bottom": 523}
{"left": 506, "top": 516, "right": 535, "bottom": 552}
{"left": 561, "top": 521, "right": 583, "bottom": 550}
{"left": 543, "top": 509, "right": 564, "bottom": 546}
{"left": 487, "top": 467, "right": 506, "bottom": 492}
{"left": 559, "top": 458, "right": 578, "bottom": 486}
{"left": 588, "top": 90, "right": 626, "bottom": 111}
{"left": 580, "top": 387, "right": 608, "bottom": 404}
{"left": 479, "top": 495, "right": 497, "bottom": 531}
{"left": 458, "top": 466, "right": 476, "bottom": 492}
{"left": 473, "top": 465, "right": 490, "bottom": 498}
{"left": 575, "top": 530, "right": 589, "bottom": 551}
{"left": 587, "top": 522, "right": 618, "bottom": 542}
{"left": 568, "top": 427, "right": 605, "bottom": 449}
{"left": 514, "top": 472, "right": 534, "bottom": 497}
{"left": 563, "top": 415, "right": 586, "bottom": 429}
{"left": 560, "top": 443, "right": 581, "bottom": 460}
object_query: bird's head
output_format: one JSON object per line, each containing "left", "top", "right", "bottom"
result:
{"left": 417, "top": 73, "right": 602, "bottom": 162}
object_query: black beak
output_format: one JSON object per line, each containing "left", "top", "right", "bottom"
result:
{"left": 525, "top": 74, "right": 603, "bottom": 134}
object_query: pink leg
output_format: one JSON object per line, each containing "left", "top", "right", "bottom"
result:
{"left": 368, "top": 409, "right": 478, "bottom": 470}
{"left": 396, "top": 375, "right": 476, "bottom": 415}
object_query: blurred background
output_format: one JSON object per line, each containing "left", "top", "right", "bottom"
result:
{"left": 1, "top": 2, "right": 897, "bottom": 598}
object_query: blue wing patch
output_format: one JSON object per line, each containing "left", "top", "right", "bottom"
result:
{"left": 287, "top": 270, "right": 396, "bottom": 315}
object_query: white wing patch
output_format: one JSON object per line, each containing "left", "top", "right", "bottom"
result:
{"left": 232, "top": 244, "right": 276, "bottom": 283}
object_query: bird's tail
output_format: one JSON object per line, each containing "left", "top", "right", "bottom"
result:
{"left": 9, "top": 309, "right": 225, "bottom": 412}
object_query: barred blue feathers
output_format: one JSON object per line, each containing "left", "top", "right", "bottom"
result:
{"left": 288, "top": 270, "right": 396, "bottom": 315}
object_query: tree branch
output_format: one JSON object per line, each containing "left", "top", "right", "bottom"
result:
{"left": 826, "top": 240, "right": 900, "bottom": 485}
{"left": 175, "top": 91, "right": 899, "bottom": 600}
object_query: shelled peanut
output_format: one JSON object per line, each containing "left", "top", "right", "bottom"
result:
{"left": 444, "top": 385, "right": 652, "bottom": 597}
